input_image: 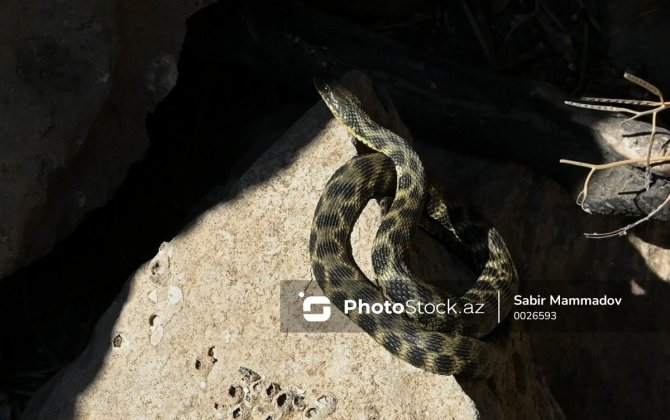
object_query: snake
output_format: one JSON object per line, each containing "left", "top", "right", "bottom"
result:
{"left": 309, "top": 79, "right": 519, "bottom": 378}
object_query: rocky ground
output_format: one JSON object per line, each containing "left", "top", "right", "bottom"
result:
{"left": 2, "top": 1, "right": 670, "bottom": 418}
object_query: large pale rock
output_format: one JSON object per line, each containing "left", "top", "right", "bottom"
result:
{"left": 0, "top": 0, "right": 214, "bottom": 280}
{"left": 24, "top": 74, "right": 564, "bottom": 419}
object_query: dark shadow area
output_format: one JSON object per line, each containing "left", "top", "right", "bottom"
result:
{"left": 528, "top": 229, "right": 670, "bottom": 420}
{"left": 2, "top": 0, "right": 670, "bottom": 418}
{"left": 417, "top": 142, "right": 670, "bottom": 419}
{"left": 0, "top": 3, "right": 314, "bottom": 416}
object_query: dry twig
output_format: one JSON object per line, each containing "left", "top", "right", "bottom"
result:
{"left": 561, "top": 73, "right": 670, "bottom": 238}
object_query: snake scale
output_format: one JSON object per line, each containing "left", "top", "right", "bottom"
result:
{"left": 309, "top": 79, "right": 519, "bottom": 378}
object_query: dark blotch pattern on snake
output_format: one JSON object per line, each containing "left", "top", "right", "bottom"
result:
{"left": 309, "top": 79, "right": 519, "bottom": 378}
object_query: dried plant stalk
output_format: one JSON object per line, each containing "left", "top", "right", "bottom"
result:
{"left": 562, "top": 73, "right": 670, "bottom": 238}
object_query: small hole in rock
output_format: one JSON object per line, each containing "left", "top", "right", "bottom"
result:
{"left": 208, "top": 346, "right": 218, "bottom": 363}
{"left": 151, "top": 261, "right": 161, "bottom": 275}
{"left": 228, "top": 386, "right": 238, "bottom": 397}
{"left": 195, "top": 359, "right": 202, "bottom": 370}
{"left": 214, "top": 402, "right": 220, "bottom": 409}
{"left": 253, "top": 382, "right": 262, "bottom": 392}
{"left": 304, "top": 407, "right": 317, "bottom": 418}
{"left": 266, "top": 383, "right": 280, "bottom": 396}
{"left": 276, "top": 393, "right": 287, "bottom": 407}
{"left": 112, "top": 334, "right": 123, "bottom": 348}
{"left": 232, "top": 407, "right": 242, "bottom": 418}
{"left": 239, "top": 366, "right": 260, "bottom": 382}
{"left": 292, "top": 394, "right": 305, "bottom": 409}
{"left": 149, "top": 315, "right": 158, "bottom": 326}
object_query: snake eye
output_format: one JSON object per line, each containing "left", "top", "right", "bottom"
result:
{"left": 313, "top": 78, "right": 333, "bottom": 95}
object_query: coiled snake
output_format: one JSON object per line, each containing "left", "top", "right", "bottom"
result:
{"left": 309, "top": 80, "right": 519, "bottom": 378}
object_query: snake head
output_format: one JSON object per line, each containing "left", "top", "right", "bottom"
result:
{"left": 314, "top": 78, "right": 363, "bottom": 119}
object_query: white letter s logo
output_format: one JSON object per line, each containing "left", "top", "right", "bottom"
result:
{"left": 303, "top": 296, "right": 331, "bottom": 322}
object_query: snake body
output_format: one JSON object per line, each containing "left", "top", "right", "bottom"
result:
{"left": 309, "top": 80, "right": 518, "bottom": 378}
